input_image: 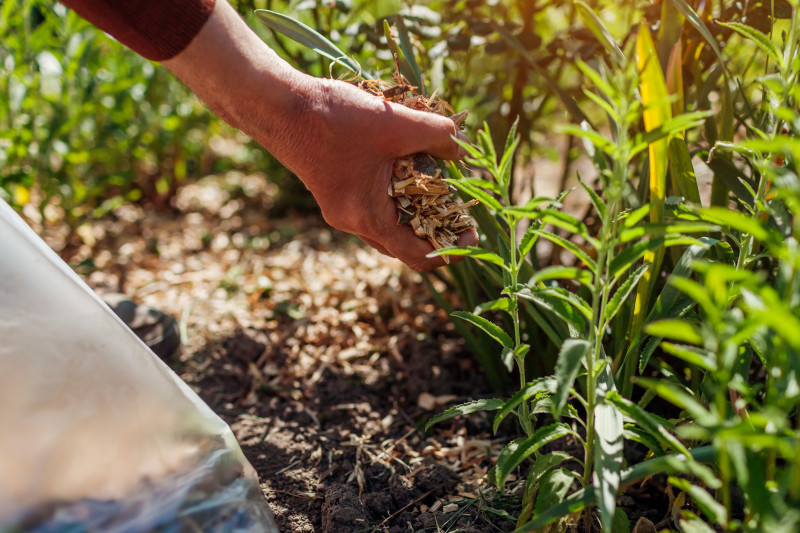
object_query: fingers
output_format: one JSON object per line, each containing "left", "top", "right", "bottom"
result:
{"left": 359, "top": 235, "right": 394, "bottom": 257}
{"left": 385, "top": 102, "right": 469, "bottom": 161}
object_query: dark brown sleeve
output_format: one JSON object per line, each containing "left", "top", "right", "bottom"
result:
{"left": 61, "top": 0, "right": 216, "bottom": 61}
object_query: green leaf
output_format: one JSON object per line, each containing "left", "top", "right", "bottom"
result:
{"left": 662, "top": 342, "right": 716, "bottom": 371}
{"left": 610, "top": 236, "right": 701, "bottom": 281}
{"left": 667, "top": 136, "right": 703, "bottom": 204}
{"left": 606, "top": 263, "right": 650, "bottom": 322}
{"left": 636, "top": 378, "right": 715, "bottom": 424}
{"left": 606, "top": 391, "right": 689, "bottom": 455}
{"left": 527, "top": 451, "right": 575, "bottom": 489}
{"left": 445, "top": 178, "right": 504, "bottom": 211}
{"left": 427, "top": 246, "right": 507, "bottom": 268}
{"left": 474, "top": 297, "right": 512, "bottom": 316}
{"left": 519, "top": 286, "right": 593, "bottom": 323}
{"left": 645, "top": 319, "right": 703, "bottom": 344}
{"left": 492, "top": 377, "right": 556, "bottom": 434}
{"left": 518, "top": 289, "right": 587, "bottom": 334}
{"left": 394, "top": 16, "right": 424, "bottom": 92}
{"left": 529, "top": 265, "right": 594, "bottom": 288}
{"left": 496, "top": 424, "right": 571, "bottom": 489}
{"left": 452, "top": 311, "right": 513, "bottom": 348}
{"left": 255, "top": 10, "right": 362, "bottom": 75}
{"left": 697, "top": 207, "right": 771, "bottom": 242}
{"left": 578, "top": 176, "right": 607, "bottom": 220}
{"left": 717, "top": 21, "right": 783, "bottom": 68}
{"left": 668, "top": 478, "right": 728, "bottom": 528}
{"left": 424, "top": 398, "right": 505, "bottom": 431}
{"left": 519, "top": 223, "right": 540, "bottom": 260}
{"left": 594, "top": 401, "right": 624, "bottom": 532}
{"left": 667, "top": 0, "right": 726, "bottom": 67}
{"left": 529, "top": 229, "right": 597, "bottom": 274}
{"left": 552, "top": 339, "right": 591, "bottom": 418}
{"left": 515, "top": 447, "right": 717, "bottom": 532}
{"left": 533, "top": 468, "right": 575, "bottom": 516}
{"left": 575, "top": 1, "right": 625, "bottom": 66}
{"left": 679, "top": 516, "right": 717, "bottom": 533}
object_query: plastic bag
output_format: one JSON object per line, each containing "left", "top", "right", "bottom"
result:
{"left": 0, "top": 199, "right": 278, "bottom": 532}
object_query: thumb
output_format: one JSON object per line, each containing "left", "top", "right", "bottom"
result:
{"left": 386, "top": 103, "right": 469, "bottom": 161}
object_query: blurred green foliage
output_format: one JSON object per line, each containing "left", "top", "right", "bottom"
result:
{"left": 1, "top": 0, "right": 282, "bottom": 225}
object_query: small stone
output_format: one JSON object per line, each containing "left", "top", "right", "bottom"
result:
{"left": 442, "top": 503, "right": 459, "bottom": 513}
{"left": 417, "top": 392, "right": 436, "bottom": 410}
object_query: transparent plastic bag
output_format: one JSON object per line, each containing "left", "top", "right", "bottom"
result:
{"left": 0, "top": 199, "right": 278, "bottom": 532}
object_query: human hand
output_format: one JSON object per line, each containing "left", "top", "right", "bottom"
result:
{"left": 274, "top": 77, "right": 478, "bottom": 271}
{"left": 164, "top": 0, "right": 477, "bottom": 270}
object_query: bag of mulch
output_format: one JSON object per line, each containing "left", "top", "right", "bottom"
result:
{"left": 0, "top": 198, "right": 277, "bottom": 532}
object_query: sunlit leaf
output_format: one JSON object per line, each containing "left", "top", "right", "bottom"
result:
{"left": 553, "top": 339, "right": 591, "bottom": 418}
{"left": 496, "top": 424, "right": 571, "bottom": 489}
{"left": 452, "top": 311, "right": 513, "bottom": 348}
{"left": 425, "top": 398, "right": 506, "bottom": 431}
{"left": 255, "top": 10, "right": 362, "bottom": 74}
{"left": 427, "top": 246, "right": 507, "bottom": 268}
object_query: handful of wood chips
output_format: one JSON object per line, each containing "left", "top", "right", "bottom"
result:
{"left": 359, "top": 78, "right": 477, "bottom": 261}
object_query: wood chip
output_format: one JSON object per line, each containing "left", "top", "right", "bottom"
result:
{"left": 359, "top": 75, "right": 476, "bottom": 254}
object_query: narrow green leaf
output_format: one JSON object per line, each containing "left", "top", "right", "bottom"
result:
{"left": 519, "top": 223, "right": 540, "bottom": 260}
{"left": 425, "top": 398, "right": 506, "bottom": 431}
{"left": 534, "top": 468, "right": 575, "bottom": 517}
{"left": 645, "top": 319, "right": 703, "bottom": 345}
{"left": 520, "top": 287, "right": 592, "bottom": 323}
{"left": 606, "top": 263, "right": 650, "bottom": 322}
{"left": 668, "top": 136, "right": 703, "bottom": 204}
{"left": 427, "top": 246, "right": 507, "bottom": 268}
{"left": 662, "top": 342, "right": 716, "bottom": 371}
{"left": 667, "top": 0, "right": 726, "bottom": 67}
{"left": 518, "top": 289, "right": 587, "bottom": 333}
{"left": 717, "top": 21, "right": 783, "bottom": 68}
{"left": 515, "top": 447, "right": 717, "bottom": 532}
{"left": 493, "top": 377, "right": 557, "bottom": 434}
{"left": 697, "top": 207, "right": 771, "bottom": 242}
{"left": 606, "top": 392, "right": 689, "bottom": 455}
{"left": 394, "top": 16, "right": 424, "bottom": 92}
{"left": 578, "top": 176, "right": 607, "bottom": 220}
{"left": 594, "top": 401, "right": 624, "bottom": 533}
{"left": 668, "top": 477, "right": 728, "bottom": 527}
{"left": 679, "top": 516, "right": 717, "bottom": 533}
{"left": 529, "top": 229, "right": 597, "bottom": 273}
{"left": 526, "top": 451, "right": 575, "bottom": 489}
{"left": 529, "top": 265, "right": 594, "bottom": 288}
{"left": 452, "top": 311, "right": 513, "bottom": 348}
{"left": 255, "top": 10, "right": 362, "bottom": 74}
{"left": 444, "top": 178, "right": 504, "bottom": 211}
{"left": 575, "top": 0, "right": 625, "bottom": 65}
{"left": 496, "top": 424, "right": 571, "bottom": 489}
{"left": 553, "top": 339, "right": 591, "bottom": 417}
{"left": 474, "top": 297, "right": 512, "bottom": 316}
{"left": 636, "top": 378, "right": 715, "bottom": 424}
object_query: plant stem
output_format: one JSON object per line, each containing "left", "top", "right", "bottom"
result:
{"left": 510, "top": 217, "right": 534, "bottom": 438}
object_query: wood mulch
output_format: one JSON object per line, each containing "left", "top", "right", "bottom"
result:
{"left": 30, "top": 172, "right": 519, "bottom": 533}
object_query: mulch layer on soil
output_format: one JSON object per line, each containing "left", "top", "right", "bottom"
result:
{"left": 31, "top": 172, "right": 674, "bottom": 532}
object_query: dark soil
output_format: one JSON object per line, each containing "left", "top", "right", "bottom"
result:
{"left": 35, "top": 172, "right": 676, "bottom": 532}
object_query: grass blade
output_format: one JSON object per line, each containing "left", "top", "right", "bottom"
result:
{"left": 575, "top": 1, "right": 625, "bottom": 66}
{"left": 255, "top": 10, "right": 362, "bottom": 75}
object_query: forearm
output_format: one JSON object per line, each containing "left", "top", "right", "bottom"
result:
{"left": 162, "top": 0, "right": 313, "bottom": 168}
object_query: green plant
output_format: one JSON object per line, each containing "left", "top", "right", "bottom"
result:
{"left": 1, "top": 0, "right": 282, "bottom": 231}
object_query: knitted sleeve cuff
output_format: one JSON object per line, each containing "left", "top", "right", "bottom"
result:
{"left": 62, "top": 0, "right": 216, "bottom": 61}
